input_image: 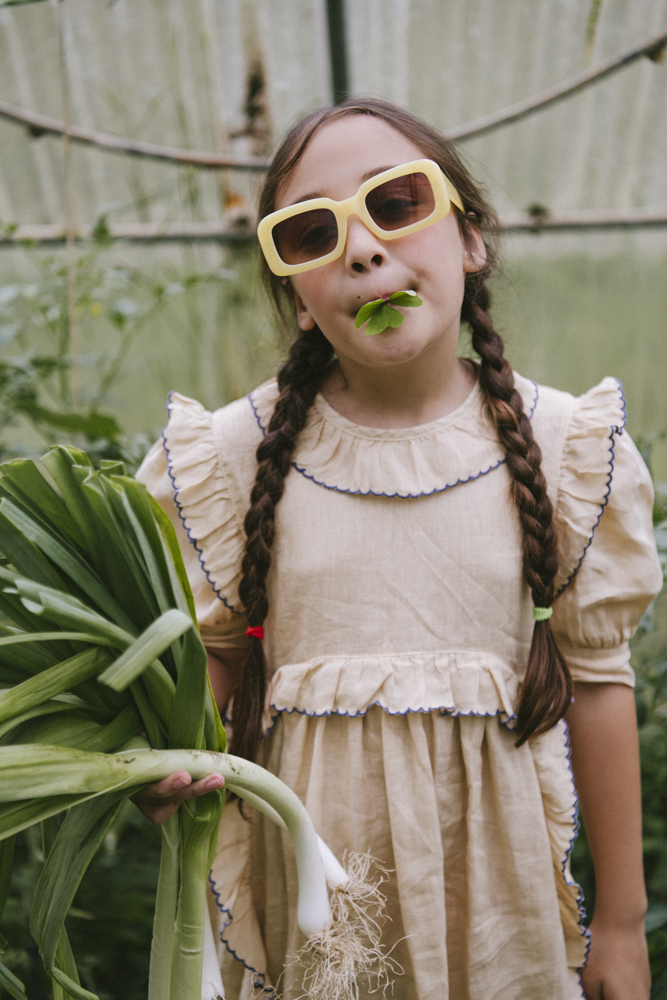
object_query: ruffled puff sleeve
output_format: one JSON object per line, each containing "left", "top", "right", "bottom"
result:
{"left": 136, "top": 393, "right": 248, "bottom": 651}
{"left": 550, "top": 378, "right": 663, "bottom": 686}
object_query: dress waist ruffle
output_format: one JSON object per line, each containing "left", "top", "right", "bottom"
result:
{"left": 266, "top": 650, "right": 520, "bottom": 728}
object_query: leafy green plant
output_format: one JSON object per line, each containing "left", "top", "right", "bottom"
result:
{"left": 0, "top": 246, "right": 241, "bottom": 471}
{"left": 0, "top": 446, "right": 384, "bottom": 1000}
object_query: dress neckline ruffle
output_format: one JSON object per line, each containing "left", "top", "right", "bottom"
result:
{"left": 248, "top": 373, "right": 539, "bottom": 499}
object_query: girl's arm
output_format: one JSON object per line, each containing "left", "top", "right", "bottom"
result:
{"left": 566, "top": 681, "right": 650, "bottom": 1000}
{"left": 131, "top": 649, "right": 243, "bottom": 825}
{"left": 206, "top": 648, "right": 243, "bottom": 714}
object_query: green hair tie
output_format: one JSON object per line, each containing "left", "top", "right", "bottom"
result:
{"left": 532, "top": 606, "right": 553, "bottom": 622}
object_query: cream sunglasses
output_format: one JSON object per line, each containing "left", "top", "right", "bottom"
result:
{"left": 257, "top": 158, "right": 464, "bottom": 277}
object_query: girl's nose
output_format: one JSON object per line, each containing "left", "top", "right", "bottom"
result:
{"left": 343, "top": 215, "right": 386, "bottom": 274}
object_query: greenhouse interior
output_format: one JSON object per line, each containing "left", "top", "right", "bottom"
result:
{"left": 0, "top": 0, "right": 666, "bottom": 997}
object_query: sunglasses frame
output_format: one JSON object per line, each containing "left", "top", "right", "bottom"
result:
{"left": 257, "top": 158, "right": 465, "bottom": 277}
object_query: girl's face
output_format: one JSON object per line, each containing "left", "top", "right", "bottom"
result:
{"left": 275, "top": 115, "right": 485, "bottom": 373}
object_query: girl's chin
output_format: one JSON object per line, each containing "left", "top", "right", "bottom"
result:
{"left": 361, "top": 327, "right": 441, "bottom": 356}
{"left": 357, "top": 341, "right": 436, "bottom": 368}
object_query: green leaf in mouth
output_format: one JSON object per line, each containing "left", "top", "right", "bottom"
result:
{"left": 354, "top": 289, "right": 424, "bottom": 335}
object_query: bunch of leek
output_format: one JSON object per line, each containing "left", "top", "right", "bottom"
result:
{"left": 0, "top": 446, "right": 340, "bottom": 1000}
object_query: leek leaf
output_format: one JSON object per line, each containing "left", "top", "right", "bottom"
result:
{"left": 0, "top": 796, "right": 95, "bottom": 841}
{"left": 0, "top": 507, "right": 66, "bottom": 589}
{"left": 0, "top": 630, "right": 115, "bottom": 647}
{"left": 117, "top": 478, "right": 174, "bottom": 612}
{"left": 0, "top": 834, "right": 15, "bottom": 918}
{"left": 0, "top": 459, "right": 84, "bottom": 548}
{"left": 40, "top": 449, "right": 102, "bottom": 571}
{"left": 168, "top": 627, "right": 208, "bottom": 750}
{"left": 31, "top": 792, "right": 126, "bottom": 972}
{"left": 149, "top": 496, "right": 199, "bottom": 623}
{"left": 8, "top": 704, "right": 142, "bottom": 752}
{"left": 0, "top": 959, "right": 27, "bottom": 1000}
{"left": 0, "top": 702, "right": 77, "bottom": 743}
{"left": 53, "top": 929, "right": 83, "bottom": 997}
{"left": 0, "top": 620, "right": 59, "bottom": 674}
{"left": 136, "top": 663, "right": 175, "bottom": 728}
{"left": 80, "top": 475, "right": 161, "bottom": 630}
{"left": 0, "top": 648, "right": 111, "bottom": 726}
{"left": 12, "top": 583, "right": 133, "bottom": 647}
{"left": 98, "top": 609, "right": 191, "bottom": 691}
{"left": 0, "top": 500, "right": 129, "bottom": 627}
{"left": 52, "top": 969, "right": 98, "bottom": 1000}
{"left": 130, "top": 678, "right": 166, "bottom": 749}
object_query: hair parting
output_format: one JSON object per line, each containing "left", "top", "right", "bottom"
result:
{"left": 232, "top": 97, "right": 571, "bottom": 761}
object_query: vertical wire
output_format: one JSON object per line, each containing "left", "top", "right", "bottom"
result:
{"left": 53, "top": 0, "right": 78, "bottom": 409}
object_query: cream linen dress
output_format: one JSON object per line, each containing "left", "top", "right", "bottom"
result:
{"left": 138, "top": 371, "right": 662, "bottom": 1000}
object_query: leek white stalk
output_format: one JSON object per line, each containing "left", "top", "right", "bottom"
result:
{"left": 201, "top": 907, "right": 224, "bottom": 1000}
{"left": 228, "top": 783, "right": 348, "bottom": 890}
{"left": 0, "top": 745, "right": 331, "bottom": 938}
{"left": 148, "top": 813, "right": 180, "bottom": 1000}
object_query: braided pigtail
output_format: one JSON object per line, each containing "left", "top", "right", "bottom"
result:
{"left": 232, "top": 327, "right": 334, "bottom": 761}
{"left": 461, "top": 280, "right": 572, "bottom": 746}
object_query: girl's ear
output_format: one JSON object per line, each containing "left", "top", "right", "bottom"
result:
{"left": 461, "top": 216, "right": 487, "bottom": 274}
{"left": 291, "top": 286, "right": 317, "bottom": 331}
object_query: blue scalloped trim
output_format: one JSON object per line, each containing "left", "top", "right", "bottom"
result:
{"left": 290, "top": 456, "right": 507, "bottom": 498}
{"left": 162, "top": 392, "right": 243, "bottom": 616}
{"left": 614, "top": 376, "right": 628, "bottom": 434}
{"left": 262, "top": 701, "right": 517, "bottom": 740}
{"left": 247, "top": 379, "right": 539, "bottom": 499}
{"left": 248, "top": 388, "right": 264, "bottom": 433}
{"left": 562, "top": 720, "right": 592, "bottom": 972}
{"left": 556, "top": 377, "right": 627, "bottom": 597}
{"left": 208, "top": 870, "right": 271, "bottom": 991}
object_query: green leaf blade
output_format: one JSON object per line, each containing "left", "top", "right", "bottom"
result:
{"left": 0, "top": 648, "right": 111, "bottom": 726}
{"left": 365, "top": 303, "right": 406, "bottom": 336}
{"left": 98, "top": 609, "right": 192, "bottom": 691}
{"left": 354, "top": 297, "right": 385, "bottom": 329}
{"left": 388, "top": 290, "right": 423, "bottom": 308}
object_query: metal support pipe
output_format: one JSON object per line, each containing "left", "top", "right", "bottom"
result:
{"left": 325, "top": 0, "right": 349, "bottom": 103}
{"left": 2, "top": 212, "right": 667, "bottom": 247}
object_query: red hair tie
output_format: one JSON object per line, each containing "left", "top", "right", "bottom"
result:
{"left": 246, "top": 626, "right": 265, "bottom": 640}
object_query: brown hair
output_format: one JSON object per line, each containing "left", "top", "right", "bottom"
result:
{"left": 232, "top": 97, "right": 571, "bottom": 762}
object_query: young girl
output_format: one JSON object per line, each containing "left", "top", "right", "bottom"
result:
{"left": 135, "top": 98, "right": 662, "bottom": 999}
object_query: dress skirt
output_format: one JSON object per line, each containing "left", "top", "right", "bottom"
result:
{"left": 209, "top": 709, "right": 587, "bottom": 1000}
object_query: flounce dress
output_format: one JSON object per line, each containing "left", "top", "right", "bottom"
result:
{"left": 138, "top": 372, "right": 662, "bottom": 1000}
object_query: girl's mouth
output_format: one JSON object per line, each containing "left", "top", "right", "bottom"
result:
{"left": 354, "top": 287, "right": 418, "bottom": 317}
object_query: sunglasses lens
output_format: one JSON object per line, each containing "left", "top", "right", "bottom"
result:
{"left": 273, "top": 208, "right": 339, "bottom": 265}
{"left": 365, "top": 172, "right": 435, "bottom": 232}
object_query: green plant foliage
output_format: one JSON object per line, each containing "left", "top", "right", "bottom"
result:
{"left": 354, "top": 289, "right": 423, "bottom": 335}
{"left": 0, "top": 246, "right": 243, "bottom": 472}
{"left": 2, "top": 808, "right": 161, "bottom": 1000}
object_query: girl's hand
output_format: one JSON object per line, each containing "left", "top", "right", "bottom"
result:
{"left": 131, "top": 770, "right": 225, "bottom": 826}
{"left": 581, "top": 918, "right": 650, "bottom": 1000}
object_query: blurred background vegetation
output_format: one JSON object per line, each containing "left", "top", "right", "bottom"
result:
{"left": 0, "top": 0, "right": 666, "bottom": 996}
